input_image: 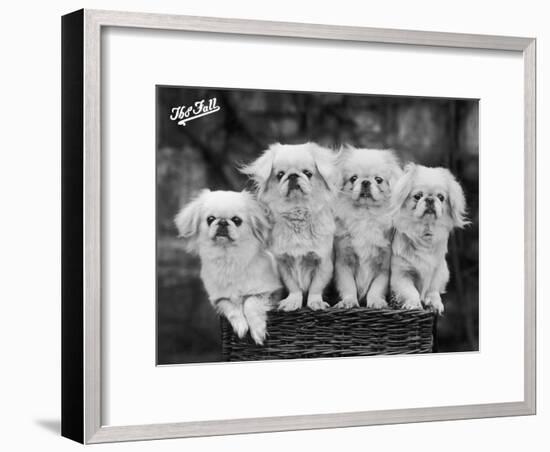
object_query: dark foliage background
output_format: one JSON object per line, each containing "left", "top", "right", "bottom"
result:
{"left": 156, "top": 85, "right": 479, "bottom": 364}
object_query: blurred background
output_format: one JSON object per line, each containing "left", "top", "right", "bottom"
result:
{"left": 156, "top": 86, "right": 479, "bottom": 364}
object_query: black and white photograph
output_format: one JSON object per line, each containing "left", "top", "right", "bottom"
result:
{"left": 2, "top": 0, "right": 541, "bottom": 449}
{"left": 156, "top": 86, "right": 479, "bottom": 365}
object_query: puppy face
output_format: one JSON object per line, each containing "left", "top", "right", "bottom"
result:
{"left": 174, "top": 189, "right": 269, "bottom": 252}
{"left": 240, "top": 143, "right": 337, "bottom": 206}
{"left": 338, "top": 147, "right": 402, "bottom": 208}
{"left": 392, "top": 164, "right": 468, "bottom": 233}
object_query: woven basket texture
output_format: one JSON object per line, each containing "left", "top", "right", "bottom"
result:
{"left": 221, "top": 308, "right": 435, "bottom": 361}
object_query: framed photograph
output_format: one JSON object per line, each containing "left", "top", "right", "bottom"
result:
{"left": 62, "top": 9, "right": 536, "bottom": 444}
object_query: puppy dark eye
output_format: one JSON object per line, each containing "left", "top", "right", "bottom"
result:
{"left": 349, "top": 175, "right": 358, "bottom": 183}
{"left": 206, "top": 216, "right": 216, "bottom": 226}
{"left": 413, "top": 192, "right": 423, "bottom": 201}
{"left": 303, "top": 169, "right": 312, "bottom": 179}
{"left": 437, "top": 194, "right": 445, "bottom": 202}
{"left": 375, "top": 176, "right": 384, "bottom": 184}
{"left": 231, "top": 216, "right": 242, "bottom": 227}
{"left": 276, "top": 171, "right": 285, "bottom": 180}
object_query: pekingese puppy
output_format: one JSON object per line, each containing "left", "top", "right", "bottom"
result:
{"left": 390, "top": 164, "right": 468, "bottom": 314}
{"left": 241, "top": 143, "right": 338, "bottom": 311}
{"left": 334, "top": 147, "right": 402, "bottom": 309}
{"left": 174, "top": 189, "right": 282, "bottom": 344}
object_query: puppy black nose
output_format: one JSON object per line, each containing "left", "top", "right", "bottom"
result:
{"left": 287, "top": 173, "right": 301, "bottom": 192}
{"left": 425, "top": 197, "right": 434, "bottom": 205}
{"left": 217, "top": 219, "right": 228, "bottom": 227}
{"left": 361, "top": 180, "right": 371, "bottom": 187}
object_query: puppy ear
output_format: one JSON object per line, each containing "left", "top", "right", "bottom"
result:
{"left": 444, "top": 170, "right": 469, "bottom": 228}
{"left": 240, "top": 145, "right": 276, "bottom": 195}
{"left": 311, "top": 143, "right": 338, "bottom": 192}
{"left": 334, "top": 145, "right": 352, "bottom": 186}
{"left": 174, "top": 189, "right": 209, "bottom": 252}
{"left": 390, "top": 162, "right": 416, "bottom": 213}
{"left": 384, "top": 150, "right": 403, "bottom": 186}
{"left": 243, "top": 191, "right": 271, "bottom": 245}
{"left": 335, "top": 145, "right": 353, "bottom": 164}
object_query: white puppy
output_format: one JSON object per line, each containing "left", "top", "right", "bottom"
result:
{"left": 174, "top": 189, "right": 282, "bottom": 344}
{"left": 390, "top": 164, "right": 468, "bottom": 314}
{"left": 334, "top": 147, "right": 402, "bottom": 309}
{"left": 241, "top": 143, "right": 338, "bottom": 311}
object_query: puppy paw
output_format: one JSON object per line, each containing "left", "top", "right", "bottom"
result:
{"left": 249, "top": 322, "right": 267, "bottom": 345}
{"left": 278, "top": 292, "right": 303, "bottom": 311}
{"left": 366, "top": 295, "right": 388, "bottom": 309}
{"left": 334, "top": 296, "right": 359, "bottom": 309}
{"left": 307, "top": 294, "right": 329, "bottom": 311}
{"left": 228, "top": 315, "right": 249, "bottom": 338}
{"left": 401, "top": 296, "right": 422, "bottom": 310}
{"left": 424, "top": 292, "right": 444, "bottom": 315}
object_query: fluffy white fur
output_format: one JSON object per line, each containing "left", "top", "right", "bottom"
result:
{"left": 174, "top": 189, "right": 282, "bottom": 344}
{"left": 390, "top": 164, "right": 468, "bottom": 314}
{"left": 241, "top": 143, "right": 338, "bottom": 311}
{"left": 334, "top": 147, "right": 402, "bottom": 309}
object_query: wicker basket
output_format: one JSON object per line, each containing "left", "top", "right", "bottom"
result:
{"left": 221, "top": 308, "right": 436, "bottom": 361}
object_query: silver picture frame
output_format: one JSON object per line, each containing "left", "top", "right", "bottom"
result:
{"left": 61, "top": 8, "right": 536, "bottom": 444}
